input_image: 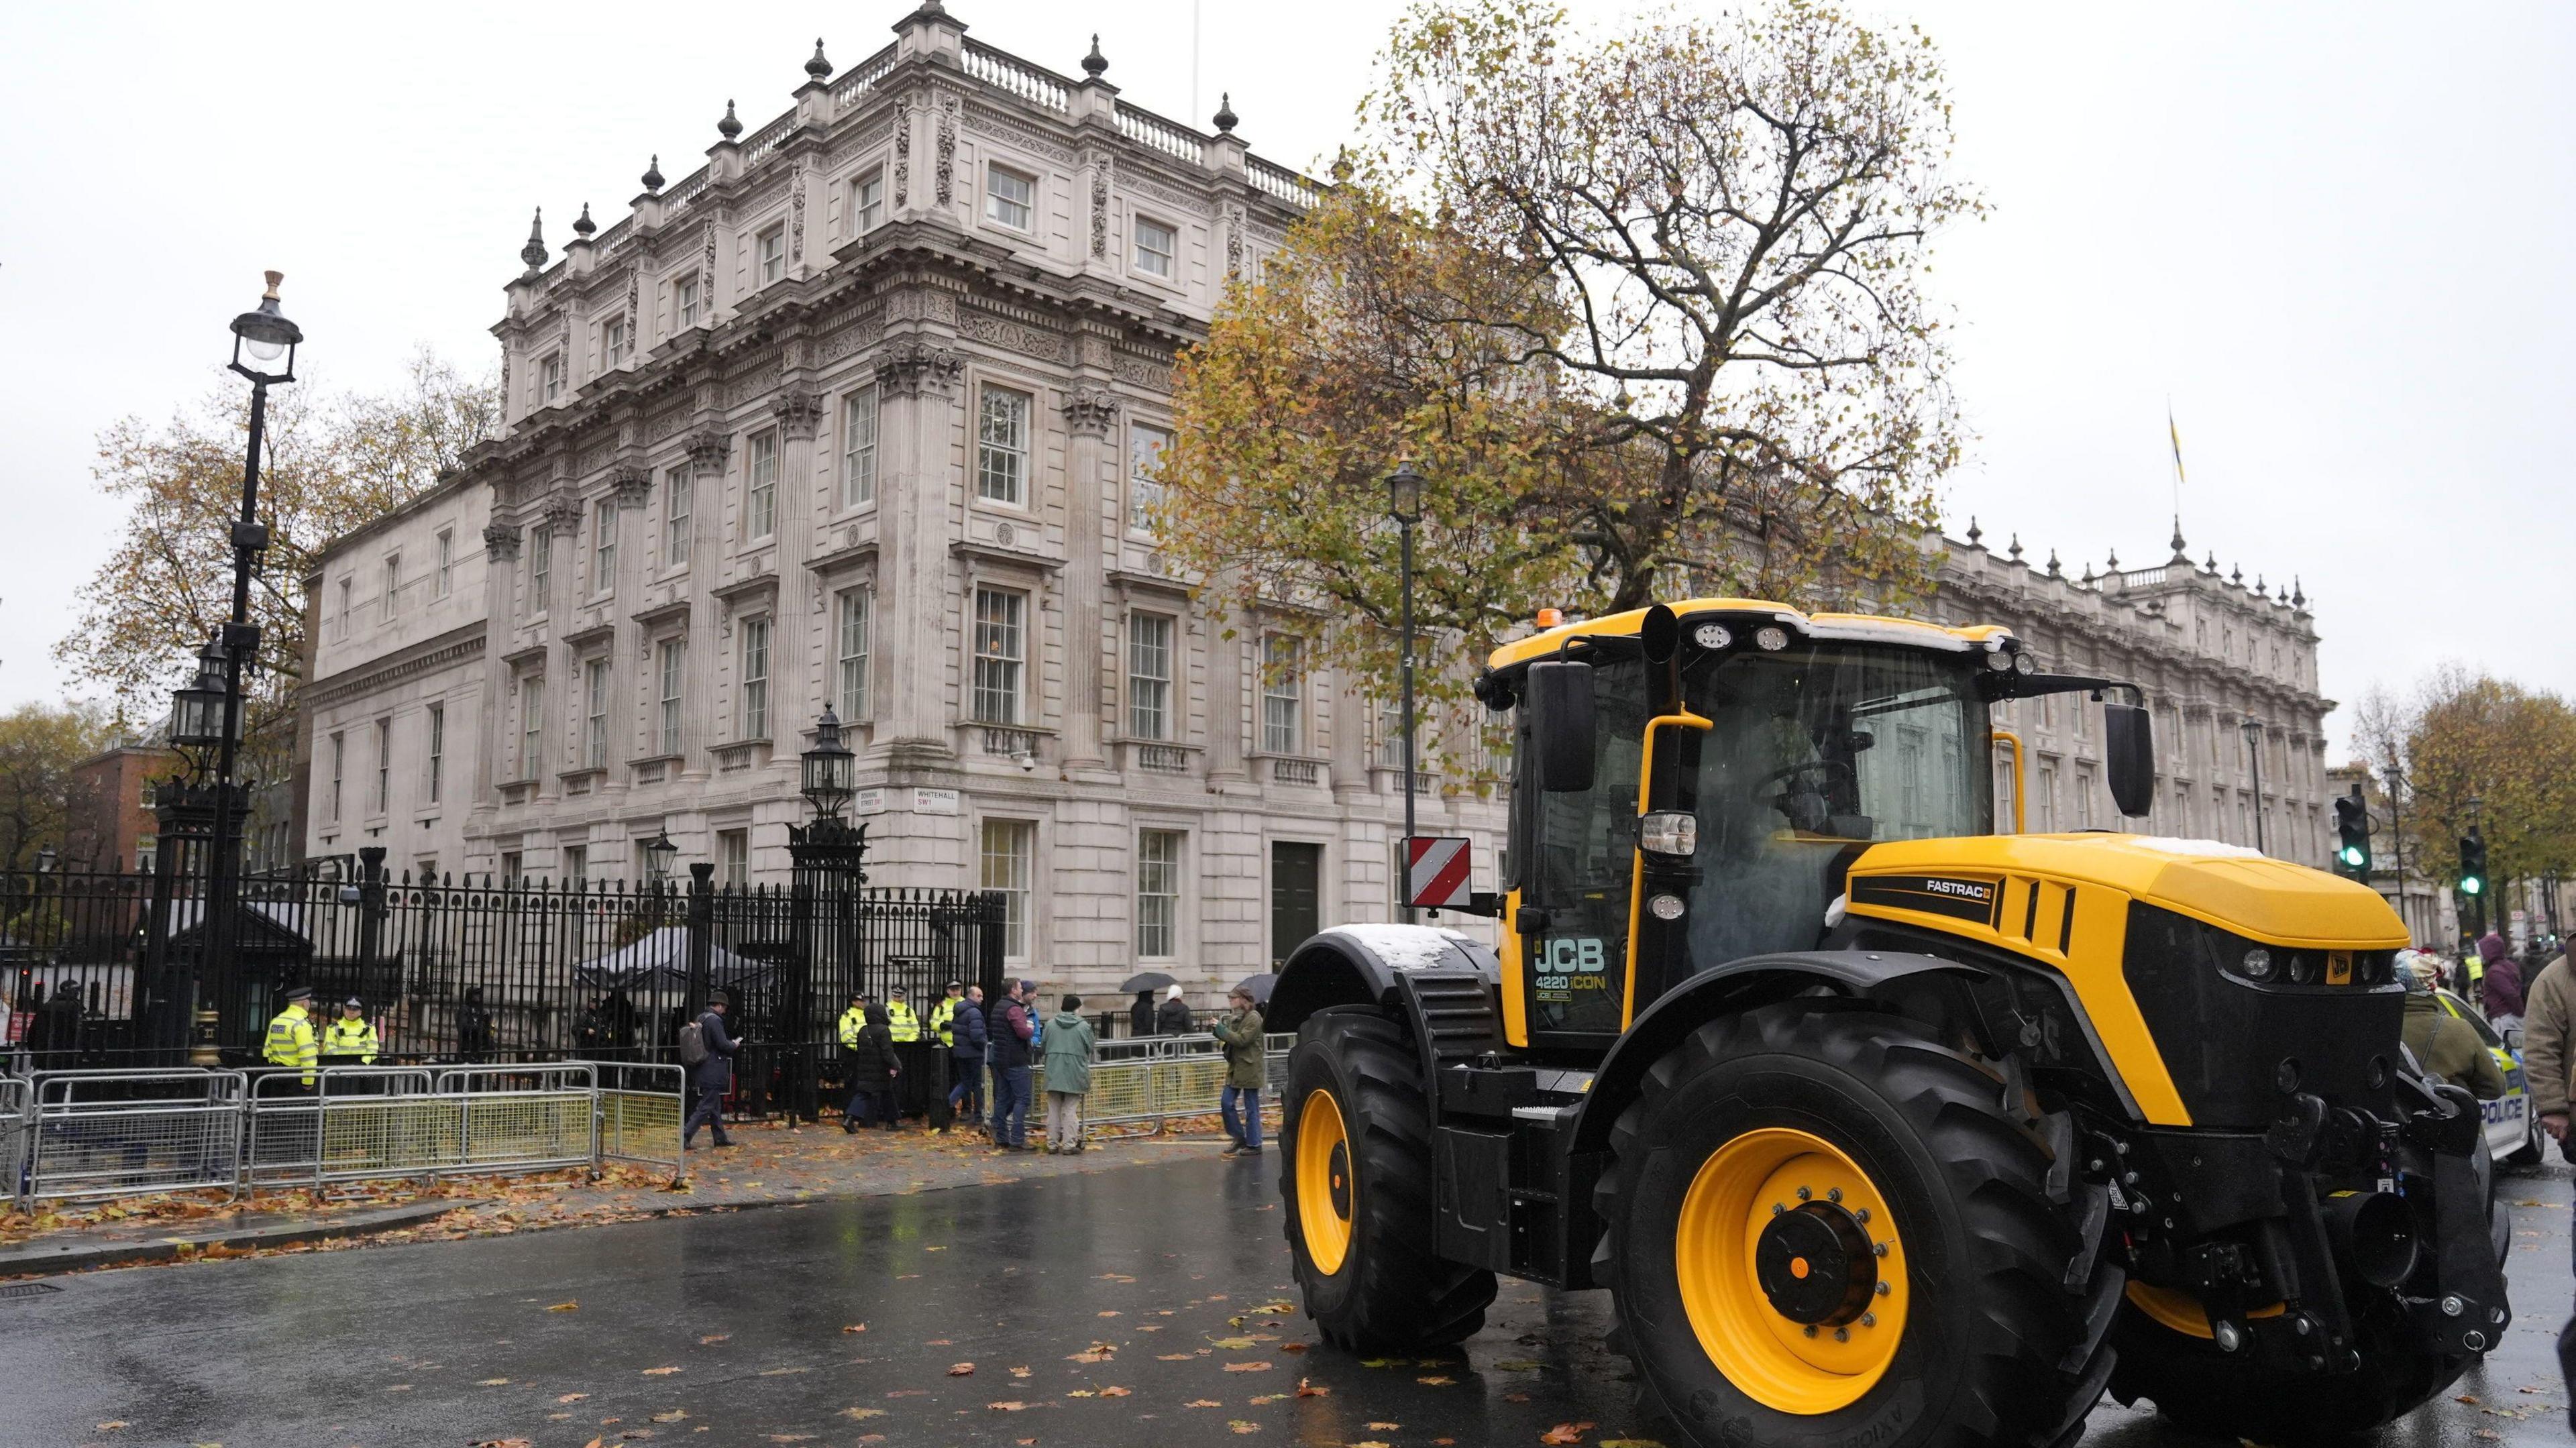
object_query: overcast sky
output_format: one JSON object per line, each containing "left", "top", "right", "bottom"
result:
{"left": 3, "top": 1, "right": 2569, "bottom": 758}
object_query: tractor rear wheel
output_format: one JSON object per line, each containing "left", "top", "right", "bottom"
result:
{"left": 1281, "top": 1010, "right": 1496, "bottom": 1351}
{"left": 1595, "top": 1003, "right": 2118, "bottom": 1448}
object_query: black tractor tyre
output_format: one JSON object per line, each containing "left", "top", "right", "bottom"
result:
{"left": 1594, "top": 1003, "right": 2118, "bottom": 1448}
{"left": 1280, "top": 1010, "right": 1497, "bottom": 1352}
{"left": 2108, "top": 1302, "right": 2471, "bottom": 1442}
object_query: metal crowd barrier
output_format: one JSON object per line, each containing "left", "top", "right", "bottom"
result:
{"left": 6, "top": 1062, "right": 686, "bottom": 1209}
{"left": 587, "top": 1060, "right": 686, "bottom": 1179}
{"left": 1020, "top": 1035, "right": 1295, "bottom": 1141}
{"left": 25, "top": 1068, "right": 247, "bottom": 1205}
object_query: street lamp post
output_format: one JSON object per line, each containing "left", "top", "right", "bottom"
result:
{"left": 2240, "top": 718, "right": 2266, "bottom": 855}
{"left": 162, "top": 274, "right": 300, "bottom": 1060}
{"left": 785, "top": 707, "right": 866, "bottom": 1123}
{"left": 1386, "top": 463, "right": 1424, "bottom": 917}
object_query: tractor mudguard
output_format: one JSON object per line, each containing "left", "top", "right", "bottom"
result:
{"left": 1567, "top": 950, "right": 1982, "bottom": 1156}
{"left": 1268, "top": 924, "right": 1501, "bottom": 1036}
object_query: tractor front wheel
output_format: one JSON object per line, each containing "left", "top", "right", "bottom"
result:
{"left": 1281, "top": 1010, "right": 1496, "bottom": 1352}
{"left": 1596, "top": 1003, "right": 2118, "bottom": 1448}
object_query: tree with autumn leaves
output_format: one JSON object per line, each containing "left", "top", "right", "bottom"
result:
{"left": 1159, "top": 0, "right": 1978, "bottom": 740}
{"left": 2355, "top": 666, "right": 2576, "bottom": 913}
{"left": 54, "top": 351, "right": 497, "bottom": 782}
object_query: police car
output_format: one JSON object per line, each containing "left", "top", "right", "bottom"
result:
{"left": 2435, "top": 988, "right": 2544, "bottom": 1167}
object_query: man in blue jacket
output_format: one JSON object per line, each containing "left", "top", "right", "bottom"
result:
{"left": 946, "top": 984, "right": 989, "bottom": 1128}
{"left": 682, "top": 991, "right": 739, "bottom": 1150}
{"left": 985, "top": 979, "right": 1037, "bottom": 1151}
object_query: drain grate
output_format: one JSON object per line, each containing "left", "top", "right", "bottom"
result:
{"left": 0, "top": 1282, "right": 66, "bottom": 1300}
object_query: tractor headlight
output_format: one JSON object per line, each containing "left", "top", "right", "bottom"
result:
{"left": 2238, "top": 946, "right": 2275, "bottom": 981}
{"left": 1754, "top": 625, "right": 1790, "bottom": 652}
{"left": 1693, "top": 622, "right": 1733, "bottom": 650}
{"left": 1639, "top": 811, "right": 1698, "bottom": 858}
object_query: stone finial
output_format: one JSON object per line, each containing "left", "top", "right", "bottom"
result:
{"left": 2204, "top": 550, "right": 2218, "bottom": 572}
{"left": 642, "top": 154, "right": 665, "bottom": 192}
{"left": 2007, "top": 533, "right": 2023, "bottom": 562}
{"left": 718, "top": 99, "right": 743, "bottom": 140}
{"left": 2081, "top": 560, "right": 2096, "bottom": 586}
{"left": 572, "top": 203, "right": 596, "bottom": 239}
{"left": 1082, "top": 34, "right": 1108, "bottom": 77}
{"left": 2229, "top": 562, "right": 2242, "bottom": 584}
{"left": 2106, "top": 547, "right": 2120, "bottom": 571}
{"left": 2046, "top": 549, "right": 2062, "bottom": 577}
{"left": 1964, "top": 516, "right": 1982, "bottom": 547}
{"left": 806, "top": 38, "right": 833, "bottom": 80}
{"left": 1214, "top": 92, "right": 1238, "bottom": 133}
{"left": 520, "top": 208, "right": 547, "bottom": 274}
{"left": 2291, "top": 575, "right": 2306, "bottom": 608}
{"left": 2255, "top": 574, "right": 2268, "bottom": 598}
{"left": 2169, "top": 516, "right": 2188, "bottom": 559}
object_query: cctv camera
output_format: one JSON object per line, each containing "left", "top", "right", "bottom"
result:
{"left": 1017, "top": 750, "right": 1037, "bottom": 773}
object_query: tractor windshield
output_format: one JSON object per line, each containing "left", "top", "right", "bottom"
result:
{"left": 1674, "top": 641, "right": 1993, "bottom": 964}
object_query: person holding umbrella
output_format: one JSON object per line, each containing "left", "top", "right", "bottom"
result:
{"left": 1120, "top": 969, "right": 1177, "bottom": 1038}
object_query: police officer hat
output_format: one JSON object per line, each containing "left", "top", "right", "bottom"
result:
{"left": 343, "top": 997, "right": 365, "bottom": 1010}
{"left": 284, "top": 985, "right": 315, "bottom": 1002}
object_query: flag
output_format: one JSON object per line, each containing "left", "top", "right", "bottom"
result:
{"left": 2166, "top": 405, "right": 2186, "bottom": 488}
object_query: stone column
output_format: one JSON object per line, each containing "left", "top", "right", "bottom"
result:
{"left": 608, "top": 464, "right": 652, "bottom": 780}
{"left": 872, "top": 338, "right": 964, "bottom": 755}
{"left": 680, "top": 429, "right": 731, "bottom": 783}
{"left": 475, "top": 511, "right": 523, "bottom": 824}
{"left": 773, "top": 386, "right": 828, "bottom": 741}
{"left": 1206, "top": 587, "right": 1248, "bottom": 786}
{"left": 1059, "top": 384, "right": 1120, "bottom": 771}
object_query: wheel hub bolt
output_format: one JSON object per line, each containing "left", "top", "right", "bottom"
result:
{"left": 1875, "top": 1281, "right": 1891, "bottom": 1296}
{"left": 1796, "top": 1186, "right": 1811, "bottom": 1200}
{"left": 1873, "top": 1243, "right": 1888, "bottom": 1258}
{"left": 1854, "top": 1208, "right": 1870, "bottom": 1223}
{"left": 1860, "top": 1312, "right": 1877, "bottom": 1327}
{"left": 1827, "top": 1188, "right": 1843, "bottom": 1203}
{"left": 1804, "top": 1325, "right": 1818, "bottom": 1338}
{"left": 1833, "top": 1327, "right": 1849, "bottom": 1342}
{"left": 1772, "top": 1203, "right": 1786, "bottom": 1216}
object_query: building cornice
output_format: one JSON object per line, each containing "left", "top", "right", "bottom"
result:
{"left": 304, "top": 624, "right": 487, "bottom": 710}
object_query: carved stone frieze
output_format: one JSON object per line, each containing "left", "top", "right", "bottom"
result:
{"left": 1120, "top": 171, "right": 1208, "bottom": 213}
{"left": 773, "top": 387, "right": 826, "bottom": 441}
{"left": 699, "top": 219, "right": 718, "bottom": 313}
{"left": 482, "top": 520, "right": 523, "bottom": 562}
{"left": 1112, "top": 351, "right": 1174, "bottom": 393}
{"left": 820, "top": 309, "right": 886, "bottom": 363}
{"left": 576, "top": 443, "right": 613, "bottom": 478}
{"left": 888, "top": 288, "right": 961, "bottom": 326}
{"left": 1062, "top": 384, "right": 1121, "bottom": 437}
{"left": 648, "top": 404, "right": 692, "bottom": 443}
{"left": 687, "top": 429, "right": 733, "bottom": 477}
{"left": 1224, "top": 202, "right": 1244, "bottom": 278}
{"left": 790, "top": 178, "right": 808, "bottom": 267}
{"left": 935, "top": 97, "right": 959, "bottom": 204}
{"left": 960, "top": 307, "right": 1071, "bottom": 365}
{"left": 832, "top": 119, "right": 898, "bottom": 170}
{"left": 724, "top": 364, "right": 782, "bottom": 407}
{"left": 875, "top": 339, "right": 963, "bottom": 398}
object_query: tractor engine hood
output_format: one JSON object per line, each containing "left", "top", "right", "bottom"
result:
{"left": 1839, "top": 834, "right": 2410, "bottom": 1129}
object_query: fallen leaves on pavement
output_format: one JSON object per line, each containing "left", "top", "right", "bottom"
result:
{"left": 1541, "top": 1424, "right": 1596, "bottom": 1445}
{"left": 641, "top": 1366, "right": 681, "bottom": 1375}
{"left": 547, "top": 1300, "right": 580, "bottom": 1312}
{"left": 988, "top": 1401, "right": 1030, "bottom": 1411}
{"left": 947, "top": 1362, "right": 976, "bottom": 1376}
{"left": 1222, "top": 1361, "right": 1273, "bottom": 1372}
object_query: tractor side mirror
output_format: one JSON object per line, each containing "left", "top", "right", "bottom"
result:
{"left": 2103, "top": 700, "right": 2154, "bottom": 818}
{"left": 1526, "top": 660, "right": 1597, "bottom": 793}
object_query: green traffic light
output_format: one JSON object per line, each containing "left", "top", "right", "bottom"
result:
{"left": 2461, "top": 877, "right": 2483, "bottom": 896}
{"left": 2339, "top": 846, "right": 2365, "bottom": 867}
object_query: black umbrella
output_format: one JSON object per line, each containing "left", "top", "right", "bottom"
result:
{"left": 1120, "top": 970, "right": 1179, "bottom": 994}
{"left": 1235, "top": 972, "right": 1279, "bottom": 1006}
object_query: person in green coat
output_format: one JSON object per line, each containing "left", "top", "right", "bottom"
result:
{"left": 1212, "top": 986, "right": 1267, "bottom": 1158}
{"left": 1041, "top": 994, "right": 1097, "bottom": 1154}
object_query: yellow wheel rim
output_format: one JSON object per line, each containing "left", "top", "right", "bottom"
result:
{"left": 2123, "top": 1281, "right": 2287, "bottom": 1339}
{"left": 1674, "top": 1127, "right": 1909, "bottom": 1415}
{"left": 1295, "top": 1088, "right": 1355, "bottom": 1276}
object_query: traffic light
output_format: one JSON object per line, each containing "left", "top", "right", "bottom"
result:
{"left": 2333, "top": 791, "right": 2371, "bottom": 876}
{"left": 2458, "top": 829, "right": 2487, "bottom": 899}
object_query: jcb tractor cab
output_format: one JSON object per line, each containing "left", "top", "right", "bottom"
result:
{"left": 1267, "top": 599, "right": 2508, "bottom": 1448}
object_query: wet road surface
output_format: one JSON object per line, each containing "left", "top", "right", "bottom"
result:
{"left": 8, "top": 1148, "right": 2571, "bottom": 1448}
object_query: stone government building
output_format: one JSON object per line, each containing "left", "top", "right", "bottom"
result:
{"left": 295, "top": 3, "right": 2343, "bottom": 1003}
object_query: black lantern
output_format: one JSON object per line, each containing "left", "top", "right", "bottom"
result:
{"left": 229, "top": 271, "right": 303, "bottom": 385}
{"left": 1385, "top": 459, "right": 1425, "bottom": 524}
{"left": 169, "top": 636, "right": 235, "bottom": 750}
{"left": 642, "top": 827, "right": 679, "bottom": 883}
{"left": 801, "top": 705, "right": 856, "bottom": 819}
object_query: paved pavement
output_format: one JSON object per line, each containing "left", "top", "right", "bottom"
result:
{"left": 5, "top": 1148, "right": 2569, "bottom": 1448}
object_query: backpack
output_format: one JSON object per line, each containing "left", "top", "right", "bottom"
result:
{"left": 678, "top": 1017, "right": 708, "bottom": 1065}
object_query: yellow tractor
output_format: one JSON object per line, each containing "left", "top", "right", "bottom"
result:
{"left": 1269, "top": 600, "right": 2508, "bottom": 1448}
